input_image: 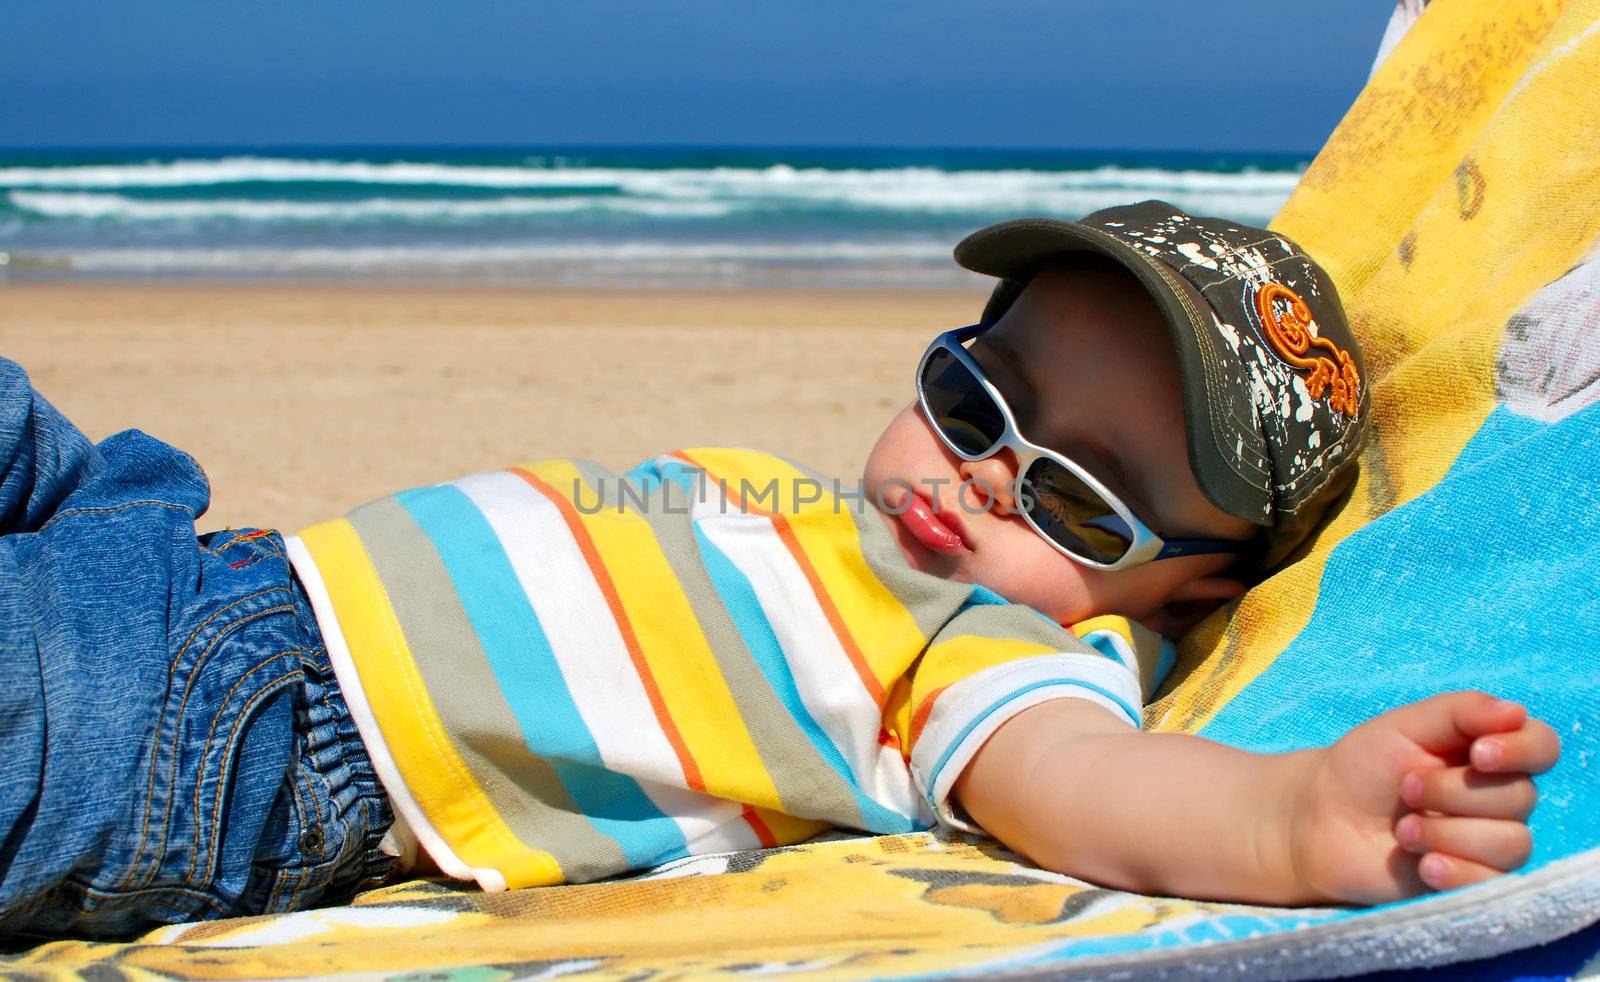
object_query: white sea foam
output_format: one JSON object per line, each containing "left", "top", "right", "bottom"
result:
{"left": 8, "top": 190, "right": 737, "bottom": 222}
{"left": 0, "top": 158, "right": 623, "bottom": 189}
{"left": 8, "top": 181, "right": 1290, "bottom": 226}
{"left": 0, "top": 157, "right": 1299, "bottom": 223}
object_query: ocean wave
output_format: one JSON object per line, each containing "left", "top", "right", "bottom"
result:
{"left": 0, "top": 158, "right": 620, "bottom": 189}
{"left": 7, "top": 181, "right": 1290, "bottom": 226}
{"left": 0, "top": 156, "right": 1301, "bottom": 204}
{"left": 7, "top": 190, "right": 737, "bottom": 222}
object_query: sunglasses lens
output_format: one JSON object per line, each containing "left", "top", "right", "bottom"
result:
{"left": 1023, "top": 458, "right": 1136, "bottom": 565}
{"left": 920, "top": 347, "right": 1006, "bottom": 456}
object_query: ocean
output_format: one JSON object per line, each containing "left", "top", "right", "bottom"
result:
{"left": 0, "top": 147, "right": 1307, "bottom": 289}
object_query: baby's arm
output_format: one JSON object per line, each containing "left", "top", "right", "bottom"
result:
{"left": 954, "top": 691, "right": 1560, "bottom": 906}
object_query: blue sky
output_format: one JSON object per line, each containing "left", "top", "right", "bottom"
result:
{"left": 1, "top": 2, "right": 1395, "bottom": 152}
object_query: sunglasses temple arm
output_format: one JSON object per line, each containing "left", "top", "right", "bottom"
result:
{"left": 1151, "top": 538, "right": 1245, "bottom": 561}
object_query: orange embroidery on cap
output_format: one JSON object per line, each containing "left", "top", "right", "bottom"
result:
{"left": 1253, "top": 282, "right": 1361, "bottom": 416}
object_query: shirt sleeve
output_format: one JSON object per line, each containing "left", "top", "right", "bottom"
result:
{"left": 895, "top": 599, "right": 1175, "bottom": 833}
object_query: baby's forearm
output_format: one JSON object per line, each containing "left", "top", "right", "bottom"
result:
{"left": 955, "top": 699, "right": 1323, "bottom": 906}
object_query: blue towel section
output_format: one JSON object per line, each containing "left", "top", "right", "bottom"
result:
{"left": 1350, "top": 917, "right": 1600, "bottom": 981}
{"left": 1200, "top": 403, "right": 1600, "bottom": 870}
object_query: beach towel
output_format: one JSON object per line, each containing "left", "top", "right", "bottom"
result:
{"left": 7, "top": 0, "right": 1600, "bottom": 977}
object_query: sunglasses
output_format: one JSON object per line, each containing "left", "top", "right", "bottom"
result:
{"left": 915, "top": 324, "right": 1247, "bottom": 571}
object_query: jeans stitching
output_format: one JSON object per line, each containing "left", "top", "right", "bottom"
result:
{"left": 200, "top": 530, "right": 246, "bottom": 557}
{"left": 186, "top": 668, "right": 303, "bottom": 886}
{"left": 263, "top": 769, "right": 299, "bottom": 913}
{"left": 121, "top": 589, "right": 292, "bottom": 891}
{"left": 147, "top": 602, "right": 294, "bottom": 876}
{"left": 128, "top": 598, "right": 294, "bottom": 889}
{"left": 273, "top": 867, "right": 306, "bottom": 916}
{"left": 74, "top": 880, "right": 229, "bottom": 920}
{"left": 272, "top": 868, "right": 298, "bottom": 916}
{"left": 37, "top": 500, "right": 192, "bottom": 535}
{"left": 264, "top": 764, "right": 312, "bottom": 914}
{"left": 206, "top": 530, "right": 285, "bottom": 570}
{"left": 181, "top": 652, "right": 303, "bottom": 883}
{"left": 164, "top": 589, "right": 286, "bottom": 677}
{"left": 285, "top": 763, "right": 319, "bottom": 909}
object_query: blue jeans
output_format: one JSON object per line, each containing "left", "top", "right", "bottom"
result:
{"left": 0, "top": 358, "right": 395, "bottom": 940}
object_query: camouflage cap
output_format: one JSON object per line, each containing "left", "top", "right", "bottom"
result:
{"left": 955, "top": 199, "right": 1370, "bottom": 571}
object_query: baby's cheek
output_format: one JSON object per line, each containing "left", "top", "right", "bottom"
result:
{"left": 863, "top": 405, "right": 939, "bottom": 486}
{"left": 969, "top": 535, "right": 1097, "bottom": 625}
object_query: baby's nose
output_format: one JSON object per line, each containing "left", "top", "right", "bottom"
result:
{"left": 957, "top": 455, "right": 1020, "bottom": 516}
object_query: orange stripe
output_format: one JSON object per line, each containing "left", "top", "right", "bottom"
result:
{"left": 741, "top": 803, "right": 778, "bottom": 848}
{"left": 907, "top": 684, "right": 949, "bottom": 751}
{"left": 508, "top": 465, "right": 706, "bottom": 792}
{"left": 670, "top": 450, "right": 886, "bottom": 705}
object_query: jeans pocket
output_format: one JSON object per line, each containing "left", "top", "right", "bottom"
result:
{"left": 23, "top": 627, "right": 304, "bottom": 939}
{"left": 234, "top": 643, "right": 396, "bottom": 919}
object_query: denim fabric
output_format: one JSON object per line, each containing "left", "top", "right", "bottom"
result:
{"left": 0, "top": 358, "right": 394, "bottom": 940}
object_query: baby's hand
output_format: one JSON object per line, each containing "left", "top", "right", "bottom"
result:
{"left": 1290, "top": 691, "right": 1560, "bottom": 906}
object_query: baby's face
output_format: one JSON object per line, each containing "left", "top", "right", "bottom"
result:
{"left": 862, "top": 258, "right": 1257, "bottom": 633}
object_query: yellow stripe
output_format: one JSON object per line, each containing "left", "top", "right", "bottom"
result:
{"left": 752, "top": 807, "right": 832, "bottom": 846}
{"left": 522, "top": 459, "right": 784, "bottom": 809}
{"left": 905, "top": 636, "right": 1059, "bottom": 751}
{"left": 298, "top": 517, "right": 562, "bottom": 888}
{"left": 1071, "top": 614, "right": 1162, "bottom": 667}
{"left": 913, "top": 636, "right": 1059, "bottom": 697}
{"left": 684, "top": 448, "right": 927, "bottom": 696}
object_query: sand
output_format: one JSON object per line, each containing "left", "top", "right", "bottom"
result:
{"left": 4, "top": 282, "right": 987, "bottom": 531}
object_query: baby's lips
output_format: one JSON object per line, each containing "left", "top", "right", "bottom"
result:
{"left": 899, "top": 492, "right": 967, "bottom": 554}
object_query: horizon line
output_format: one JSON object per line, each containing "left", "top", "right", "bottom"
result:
{"left": 0, "top": 141, "right": 1321, "bottom": 160}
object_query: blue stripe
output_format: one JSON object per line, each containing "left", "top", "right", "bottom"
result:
{"left": 925, "top": 678, "right": 1140, "bottom": 811}
{"left": 690, "top": 524, "right": 918, "bottom": 834}
{"left": 394, "top": 484, "right": 688, "bottom": 867}
{"left": 1078, "top": 628, "right": 1138, "bottom": 672}
{"left": 654, "top": 458, "right": 918, "bottom": 834}
{"left": 965, "top": 584, "right": 1010, "bottom": 607}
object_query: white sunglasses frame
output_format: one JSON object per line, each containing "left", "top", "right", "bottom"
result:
{"left": 915, "top": 324, "right": 1245, "bottom": 571}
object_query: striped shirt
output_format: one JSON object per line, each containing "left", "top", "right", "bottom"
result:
{"left": 286, "top": 448, "right": 1173, "bottom": 891}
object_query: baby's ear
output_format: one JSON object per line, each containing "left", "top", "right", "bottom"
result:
{"left": 1145, "top": 575, "right": 1247, "bottom": 638}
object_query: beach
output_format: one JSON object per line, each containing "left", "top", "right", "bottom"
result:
{"left": 6, "top": 282, "right": 985, "bottom": 531}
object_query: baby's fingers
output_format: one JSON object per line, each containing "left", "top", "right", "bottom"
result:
{"left": 1395, "top": 814, "right": 1532, "bottom": 871}
{"left": 1470, "top": 718, "right": 1561, "bottom": 775}
{"left": 1401, "top": 767, "right": 1536, "bottom": 820}
{"left": 1389, "top": 692, "right": 1526, "bottom": 755}
{"left": 1416, "top": 852, "right": 1508, "bottom": 892}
